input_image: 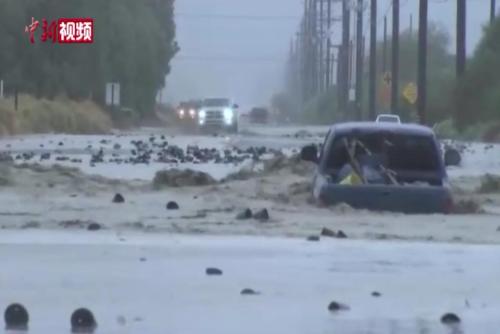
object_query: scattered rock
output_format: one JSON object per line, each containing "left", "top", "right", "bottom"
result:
{"left": 320, "top": 227, "right": 336, "bottom": 237}
{"left": 21, "top": 221, "right": 40, "bottom": 229}
{"left": 205, "top": 267, "right": 223, "bottom": 276}
{"left": 240, "top": 288, "right": 259, "bottom": 295}
{"left": 112, "top": 193, "right": 125, "bottom": 203}
{"left": 307, "top": 235, "right": 320, "bottom": 242}
{"left": 371, "top": 291, "right": 381, "bottom": 297}
{"left": 153, "top": 169, "right": 216, "bottom": 188}
{"left": 440, "top": 313, "right": 461, "bottom": 325}
{"left": 60, "top": 220, "right": 93, "bottom": 229}
{"left": 444, "top": 147, "right": 461, "bottom": 166}
{"left": 71, "top": 308, "right": 97, "bottom": 332}
{"left": 236, "top": 208, "right": 252, "bottom": 220}
{"left": 87, "top": 223, "right": 102, "bottom": 231}
{"left": 4, "top": 303, "right": 29, "bottom": 330}
{"left": 139, "top": 257, "right": 147, "bottom": 262}
{"left": 336, "top": 230, "right": 348, "bottom": 239}
{"left": 113, "top": 143, "right": 121, "bottom": 150}
{"left": 166, "top": 201, "right": 179, "bottom": 210}
{"left": 327, "top": 301, "right": 350, "bottom": 312}
{"left": 253, "top": 208, "right": 269, "bottom": 222}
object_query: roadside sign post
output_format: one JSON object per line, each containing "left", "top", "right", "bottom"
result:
{"left": 105, "top": 82, "right": 121, "bottom": 107}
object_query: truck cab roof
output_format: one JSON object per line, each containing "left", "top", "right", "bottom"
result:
{"left": 330, "top": 122, "right": 435, "bottom": 137}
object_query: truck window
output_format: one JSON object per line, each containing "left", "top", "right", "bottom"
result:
{"left": 325, "top": 133, "right": 440, "bottom": 172}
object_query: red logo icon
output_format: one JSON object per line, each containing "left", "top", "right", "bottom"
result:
{"left": 24, "top": 17, "right": 94, "bottom": 44}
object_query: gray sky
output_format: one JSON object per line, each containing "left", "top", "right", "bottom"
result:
{"left": 164, "top": 0, "right": 498, "bottom": 107}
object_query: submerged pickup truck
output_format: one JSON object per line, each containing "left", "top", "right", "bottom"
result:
{"left": 301, "top": 122, "right": 454, "bottom": 214}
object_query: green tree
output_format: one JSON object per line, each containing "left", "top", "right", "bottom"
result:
{"left": 0, "top": 0, "right": 178, "bottom": 118}
{"left": 455, "top": 16, "right": 500, "bottom": 128}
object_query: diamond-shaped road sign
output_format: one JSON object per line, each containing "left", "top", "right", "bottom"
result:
{"left": 403, "top": 82, "right": 418, "bottom": 105}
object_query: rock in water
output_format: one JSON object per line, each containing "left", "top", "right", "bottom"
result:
{"left": 4, "top": 303, "right": 29, "bottom": 330}
{"left": 327, "top": 301, "right": 350, "bottom": 312}
{"left": 166, "top": 201, "right": 179, "bottom": 210}
{"left": 307, "top": 235, "right": 320, "bottom": 242}
{"left": 253, "top": 208, "right": 269, "bottom": 222}
{"left": 371, "top": 291, "right": 381, "bottom": 297}
{"left": 336, "top": 230, "right": 348, "bottom": 239}
{"left": 441, "top": 313, "right": 461, "bottom": 325}
{"left": 240, "top": 288, "right": 259, "bottom": 295}
{"left": 236, "top": 208, "right": 252, "bottom": 220}
{"left": 112, "top": 193, "right": 125, "bottom": 203}
{"left": 87, "top": 223, "right": 102, "bottom": 231}
{"left": 205, "top": 267, "right": 223, "bottom": 276}
{"left": 320, "top": 227, "right": 336, "bottom": 237}
{"left": 71, "top": 308, "right": 97, "bottom": 333}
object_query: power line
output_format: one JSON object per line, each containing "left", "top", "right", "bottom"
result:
{"left": 175, "top": 13, "right": 301, "bottom": 21}
{"left": 174, "top": 55, "right": 284, "bottom": 63}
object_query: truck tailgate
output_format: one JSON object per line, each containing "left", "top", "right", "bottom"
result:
{"left": 319, "top": 184, "right": 451, "bottom": 214}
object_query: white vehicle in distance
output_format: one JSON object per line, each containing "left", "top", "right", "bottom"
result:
{"left": 376, "top": 114, "right": 401, "bottom": 124}
{"left": 198, "top": 98, "right": 239, "bottom": 133}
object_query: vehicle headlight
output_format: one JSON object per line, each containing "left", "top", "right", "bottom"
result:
{"left": 178, "top": 109, "right": 185, "bottom": 117}
{"left": 189, "top": 109, "right": 196, "bottom": 118}
{"left": 199, "top": 109, "right": 206, "bottom": 118}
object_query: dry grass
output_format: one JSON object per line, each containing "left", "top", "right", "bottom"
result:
{"left": 0, "top": 95, "right": 112, "bottom": 135}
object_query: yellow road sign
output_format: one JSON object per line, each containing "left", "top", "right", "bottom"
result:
{"left": 403, "top": 82, "right": 418, "bottom": 105}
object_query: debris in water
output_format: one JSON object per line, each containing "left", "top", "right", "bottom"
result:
{"left": 327, "top": 301, "right": 350, "bottom": 312}
{"left": 452, "top": 199, "right": 484, "bottom": 214}
{"left": 205, "top": 267, "right": 223, "bottom": 276}
{"left": 87, "top": 223, "right": 102, "bottom": 231}
{"left": 71, "top": 308, "right": 97, "bottom": 333}
{"left": 336, "top": 230, "right": 348, "bottom": 239}
{"left": 153, "top": 169, "right": 216, "bottom": 188}
{"left": 4, "top": 303, "right": 29, "bottom": 330}
{"left": 478, "top": 174, "right": 500, "bottom": 193}
{"left": 112, "top": 193, "right": 125, "bottom": 203}
{"left": 320, "top": 227, "right": 336, "bottom": 237}
{"left": 166, "top": 201, "right": 179, "bottom": 210}
{"left": 240, "top": 288, "right": 259, "bottom": 296}
{"left": 440, "top": 313, "right": 461, "bottom": 325}
{"left": 236, "top": 208, "right": 253, "bottom": 220}
{"left": 253, "top": 208, "right": 269, "bottom": 222}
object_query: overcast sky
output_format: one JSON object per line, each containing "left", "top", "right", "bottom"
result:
{"left": 164, "top": 0, "right": 498, "bottom": 108}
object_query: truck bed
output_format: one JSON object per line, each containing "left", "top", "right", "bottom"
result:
{"left": 318, "top": 184, "right": 452, "bottom": 214}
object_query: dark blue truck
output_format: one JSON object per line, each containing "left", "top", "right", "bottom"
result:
{"left": 301, "top": 122, "right": 454, "bottom": 214}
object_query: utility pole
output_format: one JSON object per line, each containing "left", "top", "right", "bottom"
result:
{"left": 456, "top": 0, "right": 466, "bottom": 77}
{"left": 383, "top": 16, "right": 387, "bottom": 73}
{"left": 418, "top": 0, "right": 428, "bottom": 125}
{"left": 339, "top": 0, "right": 350, "bottom": 114}
{"left": 391, "top": 0, "right": 400, "bottom": 114}
{"left": 355, "top": 0, "right": 364, "bottom": 120}
{"left": 326, "top": 0, "right": 332, "bottom": 88}
{"left": 369, "top": 0, "right": 377, "bottom": 120}
{"left": 319, "top": 0, "right": 325, "bottom": 93}
{"left": 410, "top": 14, "right": 413, "bottom": 35}
{"left": 491, "top": 0, "right": 496, "bottom": 23}
{"left": 311, "top": 0, "right": 319, "bottom": 97}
